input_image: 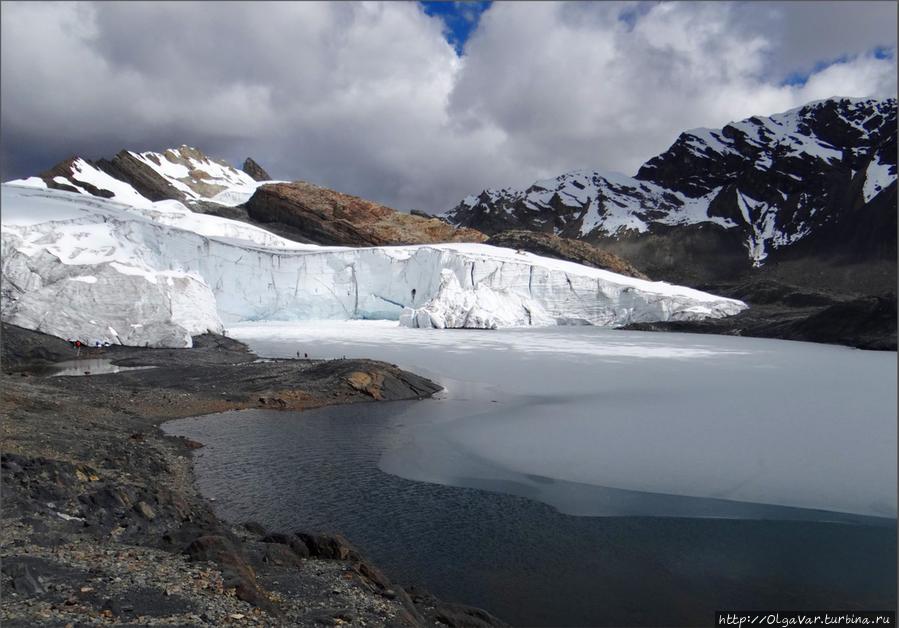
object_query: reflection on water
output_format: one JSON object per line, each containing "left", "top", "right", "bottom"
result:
{"left": 165, "top": 406, "right": 897, "bottom": 627}
{"left": 49, "top": 358, "right": 156, "bottom": 377}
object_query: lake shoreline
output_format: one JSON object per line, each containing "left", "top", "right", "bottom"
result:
{"left": 0, "top": 323, "right": 506, "bottom": 627}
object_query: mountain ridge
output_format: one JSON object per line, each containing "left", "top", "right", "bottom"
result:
{"left": 442, "top": 96, "right": 897, "bottom": 289}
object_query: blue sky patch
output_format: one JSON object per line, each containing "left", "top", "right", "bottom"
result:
{"left": 872, "top": 46, "right": 894, "bottom": 60}
{"left": 780, "top": 47, "right": 895, "bottom": 86}
{"left": 782, "top": 55, "right": 848, "bottom": 86}
{"left": 420, "top": 1, "right": 491, "bottom": 55}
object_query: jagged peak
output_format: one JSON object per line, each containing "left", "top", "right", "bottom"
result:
{"left": 242, "top": 157, "right": 271, "bottom": 182}
{"left": 445, "top": 95, "right": 897, "bottom": 269}
{"left": 682, "top": 96, "right": 896, "bottom": 142}
{"left": 6, "top": 144, "right": 264, "bottom": 208}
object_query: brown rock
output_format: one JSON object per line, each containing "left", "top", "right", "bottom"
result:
{"left": 245, "top": 181, "right": 486, "bottom": 247}
{"left": 345, "top": 371, "right": 384, "bottom": 400}
{"left": 133, "top": 501, "right": 156, "bottom": 520}
{"left": 261, "top": 532, "right": 310, "bottom": 559}
{"left": 294, "top": 532, "right": 358, "bottom": 561}
{"left": 486, "top": 230, "right": 649, "bottom": 279}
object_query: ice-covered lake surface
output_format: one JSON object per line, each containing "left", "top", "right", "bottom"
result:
{"left": 165, "top": 323, "right": 897, "bottom": 625}
{"left": 225, "top": 321, "right": 896, "bottom": 519}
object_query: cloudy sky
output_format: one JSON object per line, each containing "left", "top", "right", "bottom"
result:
{"left": 1, "top": 1, "right": 896, "bottom": 212}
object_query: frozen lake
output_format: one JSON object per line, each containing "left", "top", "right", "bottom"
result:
{"left": 226, "top": 321, "right": 896, "bottom": 520}
{"left": 166, "top": 322, "right": 896, "bottom": 625}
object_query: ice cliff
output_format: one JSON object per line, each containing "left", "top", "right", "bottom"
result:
{"left": 1, "top": 184, "right": 746, "bottom": 347}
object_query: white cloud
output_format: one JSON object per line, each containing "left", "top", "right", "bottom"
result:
{"left": 450, "top": 1, "right": 896, "bottom": 186}
{"left": 1, "top": 1, "right": 895, "bottom": 213}
{"left": 731, "top": 1, "right": 897, "bottom": 80}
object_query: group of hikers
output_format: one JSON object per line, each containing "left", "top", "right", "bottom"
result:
{"left": 68, "top": 338, "right": 111, "bottom": 357}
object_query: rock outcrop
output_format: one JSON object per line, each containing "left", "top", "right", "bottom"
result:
{"left": 623, "top": 279, "right": 897, "bottom": 351}
{"left": 242, "top": 157, "right": 271, "bottom": 182}
{"left": 31, "top": 146, "right": 261, "bottom": 206}
{"left": 95, "top": 150, "right": 189, "bottom": 201}
{"left": 486, "top": 230, "right": 648, "bottom": 279}
{"left": 245, "top": 181, "right": 487, "bottom": 246}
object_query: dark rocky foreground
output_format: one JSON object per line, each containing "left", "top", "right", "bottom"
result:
{"left": 0, "top": 324, "right": 506, "bottom": 627}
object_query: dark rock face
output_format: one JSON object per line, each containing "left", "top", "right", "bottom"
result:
{"left": 95, "top": 150, "right": 187, "bottom": 201}
{"left": 623, "top": 276, "right": 897, "bottom": 351}
{"left": 39, "top": 157, "right": 115, "bottom": 198}
{"left": 486, "top": 230, "right": 649, "bottom": 279}
{"left": 591, "top": 222, "right": 751, "bottom": 285}
{"left": 242, "top": 157, "right": 271, "bottom": 182}
{"left": 636, "top": 98, "right": 897, "bottom": 267}
{"left": 245, "top": 181, "right": 486, "bottom": 246}
{"left": 444, "top": 97, "right": 897, "bottom": 291}
{"left": 725, "top": 278, "right": 841, "bottom": 308}
{"left": 768, "top": 293, "right": 897, "bottom": 350}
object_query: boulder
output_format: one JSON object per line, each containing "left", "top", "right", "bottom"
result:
{"left": 183, "top": 535, "right": 271, "bottom": 609}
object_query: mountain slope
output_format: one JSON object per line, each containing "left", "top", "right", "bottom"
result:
{"left": 444, "top": 97, "right": 897, "bottom": 286}
{"left": 485, "top": 230, "right": 648, "bottom": 279}
{"left": 16, "top": 145, "right": 267, "bottom": 208}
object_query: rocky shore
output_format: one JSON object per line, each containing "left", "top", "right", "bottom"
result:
{"left": 622, "top": 279, "right": 897, "bottom": 351}
{"left": 1, "top": 323, "right": 506, "bottom": 627}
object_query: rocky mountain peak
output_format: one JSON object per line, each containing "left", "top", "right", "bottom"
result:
{"left": 5, "top": 147, "right": 486, "bottom": 249}
{"left": 443, "top": 96, "right": 897, "bottom": 286}
{"left": 242, "top": 157, "right": 271, "bottom": 182}
{"left": 14, "top": 145, "right": 262, "bottom": 207}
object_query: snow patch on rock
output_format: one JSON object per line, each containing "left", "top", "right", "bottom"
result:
{"left": 863, "top": 154, "right": 896, "bottom": 203}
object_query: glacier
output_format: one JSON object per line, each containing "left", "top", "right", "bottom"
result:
{"left": 1, "top": 184, "right": 746, "bottom": 348}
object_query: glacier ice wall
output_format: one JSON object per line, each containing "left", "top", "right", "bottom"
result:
{"left": 1, "top": 185, "right": 747, "bottom": 347}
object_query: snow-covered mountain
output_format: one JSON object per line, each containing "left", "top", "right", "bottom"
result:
{"left": 7, "top": 145, "right": 492, "bottom": 250}
{"left": 1, "top": 184, "right": 745, "bottom": 347}
{"left": 7, "top": 145, "right": 272, "bottom": 209}
{"left": 444, "top": 97, "right": 897, "bottom": 278}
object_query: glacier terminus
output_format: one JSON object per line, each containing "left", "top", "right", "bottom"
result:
{"left": 1, "top": 183, "right": 746, "bottom": 347}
